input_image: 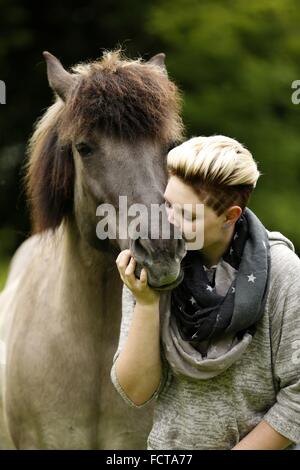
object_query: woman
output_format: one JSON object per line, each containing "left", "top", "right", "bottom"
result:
{"left": 110, "top": 135, "right": 300, "bottom": 450}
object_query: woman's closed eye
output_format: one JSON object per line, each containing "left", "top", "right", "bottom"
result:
{"left": 184, "top": 213, "right": 197, "bottom": 222}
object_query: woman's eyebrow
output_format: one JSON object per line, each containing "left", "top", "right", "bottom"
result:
{"left": 164, "top": 196, "right": 183, "bottom": 209}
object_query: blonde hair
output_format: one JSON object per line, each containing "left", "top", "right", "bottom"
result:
{"left": 167, "top": 135, "right": 261, "bottom": 216}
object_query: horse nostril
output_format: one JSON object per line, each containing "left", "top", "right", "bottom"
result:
{"left": 131, "top": 238, "right": 154, "bottom": 279}
{"left": 134, "top": 238, "right": 152, "bottom": 257}
{"left": 178, "top": 238, "right": 187, "bottom": 259}
{"left": 131, "top": 237, "right": 144, "bottom": 259}
{"left": 132, "top": 236, "right": 186, "bottom": 268}
{"left": 131, "top": 237, "right": 153, "bottom": 265}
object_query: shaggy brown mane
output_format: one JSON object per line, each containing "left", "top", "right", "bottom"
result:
{"left": 24, "top": 50, "right": 183, "bottom": 234}
{"left": 61, "top": 50, "right": 183, "bottom": 142}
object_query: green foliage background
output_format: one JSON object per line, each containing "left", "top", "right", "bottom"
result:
{"left": 147, "top": 0, "right": 300, "bottom": 248}
{"left": 0, "top": 0, "right": 299, "bottom": 289}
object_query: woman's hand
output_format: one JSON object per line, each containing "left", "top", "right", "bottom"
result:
{"left": 116, "top": 249, "right": 160, "bottom": 306}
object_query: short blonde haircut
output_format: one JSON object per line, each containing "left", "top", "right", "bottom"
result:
{"left": 167, "top": 135, "right": 261, "bottom": 216}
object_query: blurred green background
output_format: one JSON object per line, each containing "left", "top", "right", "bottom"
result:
{"left": 0, "top": 0, "right": 300, "bottom": 291}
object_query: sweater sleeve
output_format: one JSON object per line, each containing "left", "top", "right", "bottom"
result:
{"left": 110, "top": 284, "right": 170, "bottom": 408}
{"left": 263, "top": 245, "right": 300, "bottom": 444}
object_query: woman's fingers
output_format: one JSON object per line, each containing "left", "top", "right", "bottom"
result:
{"left": 116, "top": 250, "right": 131, "bottom": 282}
{"left": 116, "top": 250, "right": 138, "bottom": 288}
{"left": 140, "top": 268, "right": 147, "bottom": 286}
{"left": 116, "top": 250, "right": 159, "bottom": 304}
{"left": 116, "top": 250, "right": 153, "bottom": 296}
{"left": 124, "top": 257, "right": 137, "bottom": 283}
{"left": 116, "top": 249, "right": 131, "bottom": 268}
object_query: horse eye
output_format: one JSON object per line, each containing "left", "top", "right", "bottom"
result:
{"left": 75, "top": 142, "right": 93, "bottom": 157}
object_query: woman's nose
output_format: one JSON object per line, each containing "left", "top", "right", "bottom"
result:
{"left": 167, "top": 209, "right": 182, "bottom": 232}
{"left": 166, "top": 207, "right": 175, "bottom": 225}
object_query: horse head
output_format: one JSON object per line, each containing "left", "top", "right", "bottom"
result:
{"left": 26, "top": 50, "right": 187, "bottom": 290}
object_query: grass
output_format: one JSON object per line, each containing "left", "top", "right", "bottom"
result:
{"left": 0, "top": 258, "right": 10, "bottom": 292}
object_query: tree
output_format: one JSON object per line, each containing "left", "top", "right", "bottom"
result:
{"left": 147, "top": 0, "right": 300, "bottom": 252}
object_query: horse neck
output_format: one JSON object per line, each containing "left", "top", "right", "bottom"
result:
{"left": 53, "top": 217, "right": 122, "bottom": 325}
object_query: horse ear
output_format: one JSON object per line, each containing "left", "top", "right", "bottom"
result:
{"left": 43, "top": 51, "right": 74, "bottom": 101}
{"left": 148, "top": 53, "right": 167, "bottom": 75}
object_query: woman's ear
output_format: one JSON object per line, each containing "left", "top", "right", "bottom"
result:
{"left": 223, "top": 206, "right": 242, "bottom": 228}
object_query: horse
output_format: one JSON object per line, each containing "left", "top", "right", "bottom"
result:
{"left": 0, "top": 50, "right": 186, "bottom": 449}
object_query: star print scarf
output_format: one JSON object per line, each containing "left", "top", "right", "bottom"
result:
{"left": 160, "top": 207, "right": 271, "bottom": 379}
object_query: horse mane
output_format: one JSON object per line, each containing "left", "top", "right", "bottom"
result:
{"left": 24, "top": 50, "right": 184, "bottom": 234}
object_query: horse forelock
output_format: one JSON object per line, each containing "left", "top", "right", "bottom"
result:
{"left": 59, "top": 50, "right": 184, "bottom": 143}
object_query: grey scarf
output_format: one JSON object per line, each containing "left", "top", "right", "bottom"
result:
{"left": 159, "top": 208, "right": 271, "bottom": 379}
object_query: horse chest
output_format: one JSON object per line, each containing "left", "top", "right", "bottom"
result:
{"left": 4, "top": 298, "right": 122, "bottom": 448}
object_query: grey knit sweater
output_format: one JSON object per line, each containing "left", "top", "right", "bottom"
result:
{"left": 110, "top": 230, "right": 300, "bottom": 450}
